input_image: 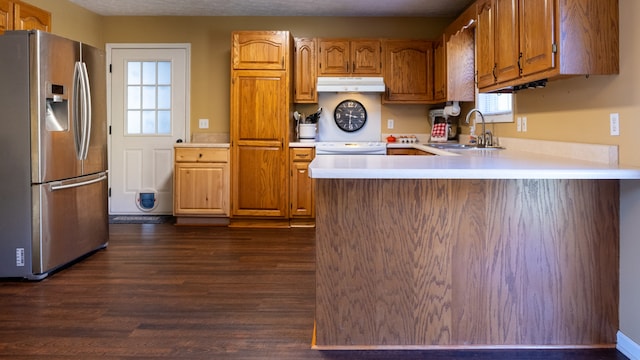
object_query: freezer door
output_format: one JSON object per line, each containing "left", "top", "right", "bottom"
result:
{"left": 32, "top": 172, "right": 109, "bottom": 275}
{"left": 31, "top": 31, "right": 83, "bottom": 183}
{"left": 81, "top": 43, "right": 108, "bottom": 175}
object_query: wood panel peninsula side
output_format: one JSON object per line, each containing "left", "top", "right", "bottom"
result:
{"left": 308, "top": 151, "right": 637, "bottom": 349}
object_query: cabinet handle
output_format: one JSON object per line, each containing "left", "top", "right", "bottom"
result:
{"left": 492, "top": 64, "right": 497, "bottom": 80}
{"left": 518, "top": 52, "right": 523, "bottom": 74}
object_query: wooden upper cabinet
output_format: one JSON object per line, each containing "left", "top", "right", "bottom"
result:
{"left": 518, "top": 0, "right": 554, "bottom": 77}
{"left": 13, "top": 1, "right": 50, "bottom": 32}
{"left": 318, "top": 39, "right": 381, "bottom": 76}
{"left": 494, "top": 0, "right": 519, "bottom": 83}
{"left": 477, "top": 0, "right": 619, "bottom": 92}
{"left": 476, "top": 0, "right": 496, "bottom": 89}
{"left": 231, "top": 31, "right": 290, "bottom": 70}
{"left": 293, "top": 37, "right": 317, "bottom": 103}
{"left": 383, "top": 40, "right": 433, "bottom": 103}
{"left": 0, "top": 0, "right": 12, "bottom": 35}
{"left": 433, "top": 39, "right": 446, "bottom": 102}
{"left": 351, "top": 40, "right": 382, "bottom": 74}
{"left": 0, "top": 0, "right": 50, "bottom": 35}
{"left": 446, "top": 29, "right": 475, "bottom": 102}
{"left": 437, "top": 2, "right": 476, "bottom": 102}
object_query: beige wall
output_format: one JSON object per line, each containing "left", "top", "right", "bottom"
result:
{"left": 22, "top": 0, "right": 104, "bottom": 48}
{"left": 101, "top": 16, "right": 451, "bottom": 135}
{"left": 14, "top": 0, "right": 640, "bottom": 348}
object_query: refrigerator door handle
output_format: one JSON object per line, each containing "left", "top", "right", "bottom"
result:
{"left": 72, "top": 61, "right": 84, "bottom": 160}
{"left": 80, "top": 62, "right": 92, "bottom": 160}
{"left": 50, "top": 174, "right": 107, "bottom": 191}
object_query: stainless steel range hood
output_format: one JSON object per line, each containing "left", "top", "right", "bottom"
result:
{"left": 316, "top": 76, "right": 385, "bottom": 93}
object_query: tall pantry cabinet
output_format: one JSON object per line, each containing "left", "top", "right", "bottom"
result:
{"left": 230, "top": 31, "right": 293, "bottom": 223}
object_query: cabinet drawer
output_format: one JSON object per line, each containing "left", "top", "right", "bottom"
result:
{"left": 175, "top": 148, "right": 228, "bottom": 163}
{"left": 291, "top": 147, "right": 314, "bottom": 161}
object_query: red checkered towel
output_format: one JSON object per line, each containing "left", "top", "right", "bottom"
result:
{"left": 430, "top": 123, "right": 448, "bottom": 142}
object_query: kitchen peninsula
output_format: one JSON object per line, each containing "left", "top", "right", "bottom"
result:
{"left": 309, "top": 145, "right": 640, "bottom": 349}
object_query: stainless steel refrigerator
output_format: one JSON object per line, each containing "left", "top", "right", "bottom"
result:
{"left": 0, "top": 30, "right": 108, "bottom": 280}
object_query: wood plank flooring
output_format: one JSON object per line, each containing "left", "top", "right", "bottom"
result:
{"left": 0, "top": 224, "right": 629, "bottom": 359}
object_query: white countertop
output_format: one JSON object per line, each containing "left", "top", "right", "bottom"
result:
{"left": 309, "top": 146, "right": 640, "bottom": 180}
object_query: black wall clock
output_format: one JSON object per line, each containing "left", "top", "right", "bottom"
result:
{"left": 333, "top": 99, "right": 367, "bottom": 132}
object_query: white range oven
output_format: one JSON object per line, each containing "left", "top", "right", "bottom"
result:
{"left": 314, "top": 78, "right": 387, "bottom": 155}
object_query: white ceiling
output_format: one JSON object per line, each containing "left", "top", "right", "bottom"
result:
{"left": 68, "top": 0, "right": 475, "bottom": 17}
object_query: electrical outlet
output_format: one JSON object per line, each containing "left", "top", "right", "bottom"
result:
{"left": 516, "top": 117, "right": 522, "bottom": 132}
{"left": 198, "top": 118, "right": 209, "bottom": 129}
{"left": 610, "top": 113, "right": 620, "bottom": 136}
{"left": 522, "top": 117, "right": 528, "bottom": 132}
{"left": 387, "top": 119, "right": 394, "bottom": 129}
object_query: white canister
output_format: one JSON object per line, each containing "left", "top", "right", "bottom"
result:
{"left": 298, "top": 123, "right": 317, "bottom": 140}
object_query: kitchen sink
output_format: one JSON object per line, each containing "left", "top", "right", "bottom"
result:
{"left": 425, "top": 143, "right": 504, "bottom": 151}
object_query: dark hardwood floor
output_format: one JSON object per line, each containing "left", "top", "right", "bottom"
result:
{"left": 0, "top": 224, "right": 629, "bottom": 359}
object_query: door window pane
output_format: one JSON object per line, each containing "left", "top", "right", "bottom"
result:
{"left": 142, "top": 111, "right": 156, "bottom": 134}
{"left": 158, "top": 86, "right": 171, "bottom": 109}
{"left": 126, "top": 61, "right": 173, "bottom": 136}
{"left": 127, "top": 62, "right": 141, "bottom": 85}
{"left": 158, "top": 62, "right": 171, "bottom": 84}
{"left": 142, "top": 86, "right": 156, "bottom": 109}
{"left": 142, "top": 62, "right": 157, "bottom": 85}
{"left": 158, "top": 111, "right": 171, "bottom": 134}
{"left": 127, "top": 111, "right": 141, "bottom": 134}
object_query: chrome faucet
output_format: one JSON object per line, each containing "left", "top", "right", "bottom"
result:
{"left": 465, "top": 108, "right": 491, "bottom": 148}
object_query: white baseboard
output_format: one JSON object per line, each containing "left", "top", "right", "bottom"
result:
{"left": 618, "top": 331, "right": 640, "bottom": 360}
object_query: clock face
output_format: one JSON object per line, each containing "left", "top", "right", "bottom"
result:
{"left": 334, "top": 99, "right": 367, "bottom": 132}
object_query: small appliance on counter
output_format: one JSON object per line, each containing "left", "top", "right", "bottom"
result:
{"left": 429, "top": 105, "right": 460, "bottom": 142}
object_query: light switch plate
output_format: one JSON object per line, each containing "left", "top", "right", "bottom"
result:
{"left": 610, "top": 113, "right": 620, "bottom": 136}
{"left": 199, "top": 119, "right": 209, "bottom": 129}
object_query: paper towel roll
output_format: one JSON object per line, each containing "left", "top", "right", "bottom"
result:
{"left": 444, "top": 101, "right": 460, "bottom": 117}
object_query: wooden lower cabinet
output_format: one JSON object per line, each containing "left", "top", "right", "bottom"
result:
{"left": 232, "top": 145, "right": 288, "bottom": 218}
{"left": 173, "top": 147, "right": 230, "bottom": 224}
{"left": 290, "top": 147, "right": 315, "bottom": 225}
{"left": 387, "top": 147, "right": 435, "bottom": 156}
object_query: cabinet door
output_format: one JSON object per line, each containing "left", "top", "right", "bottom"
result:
{"left": 383, "top": 40, "right": 433, "bottom": 103}
{"left": 476, "top": 0, "right": 496, "bottom": 88}
{"left": 231, "top": 31, "right": 289, "bottom": 70}
{"left": 13, "top": 1, "right": 50, "bottom": 32}
{"left": 495, "top": 0, "right": 520, "bottom": 82}
{"left": 290, "top": 159, "right": 314, "bottom": 217}
{"left": 519, "top": 0, "right": 555, "bottom": 76}
{"left": 0, "top": 0, "right": 12, "bottom": 35}
{"left": 351, "top": 40, "right": 381, "bottom": 75}
{"left": 231, "top": 70, "right": 288, "bottom": 217}
{"left": 233, "top": 145, "right": 288, "bottom": 217}
{"left": 294, "top": 38, "right": 317, "bottom": 103}
{"left": 446, "top": 29, "right": 476, "bottom": 101}
{"left": 231, "top": 71, "right": 288, "bottom": 141}
{"left": 318, "top": 39, "right": 350, "bottom": 75}
{"left": 174, "top": 162, "right": 229, "bottom": 216}
{"left": 433, "top": 39, "right": 446, "bottom": 102}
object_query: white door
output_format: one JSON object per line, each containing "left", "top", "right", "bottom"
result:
{"left": 108, "top": 44, "right": 190, "bottom": 215}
